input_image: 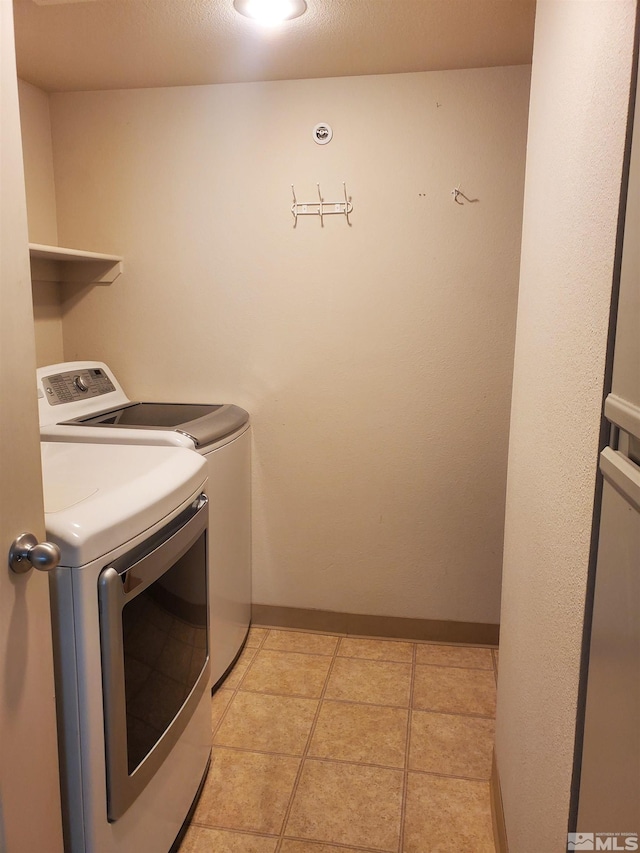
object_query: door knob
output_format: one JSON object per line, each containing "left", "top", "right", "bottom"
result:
{"left": 9, "top": 533, "right": 61, "bottom": 574}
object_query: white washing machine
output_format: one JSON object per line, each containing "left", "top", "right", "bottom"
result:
{"left": 37, "top": 361, "right": 251, "bottom": 689}
{"left": 41, "top": 441, "right": 211, "bottom": 853}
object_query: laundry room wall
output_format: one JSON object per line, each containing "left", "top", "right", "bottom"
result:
{"left": 495, "top": 2, "right": 637, "bottom": 851}
{"left": 17, "top": 79, "right": 64, "bottom": 367}
{"left": 43, "top": 66, "right": 530, "bottom": 628}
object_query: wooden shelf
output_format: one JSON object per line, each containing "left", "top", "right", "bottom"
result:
{"left": 29, "top": 243, "right": 123, "bottom": 285}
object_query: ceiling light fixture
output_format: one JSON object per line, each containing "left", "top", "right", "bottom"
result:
{"left": 233, "top": 0, "right": 307, "bottom": 25}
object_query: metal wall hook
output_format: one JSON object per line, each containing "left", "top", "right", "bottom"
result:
{"left": 343, "top": 182, "right": 352, "bottom": 226}
{"left": 291, "top": 182, "right": 353, "bottom": 226}
{"left": 451, "top": 184, "right": 479, "bottom": 205}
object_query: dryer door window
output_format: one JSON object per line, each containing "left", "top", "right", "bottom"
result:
{"left": 98, "top": 494, "right": 210, "bottom": 821}
{"left": 122, "top": 534, "right": 208, "bottom": 774}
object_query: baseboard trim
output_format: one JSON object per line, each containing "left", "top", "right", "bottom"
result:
{"left": 490, "top": 749, "right": 509, "bottom": 853}
{"left": 251, "top": 604, "right": 499, "bottom": 646}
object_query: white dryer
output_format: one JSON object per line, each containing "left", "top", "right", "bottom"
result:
{"left": 37, "top": 361, "right": 251, "bottom": 689}
{"left": 42, "top": 441, "right": 210, "bottom": 853}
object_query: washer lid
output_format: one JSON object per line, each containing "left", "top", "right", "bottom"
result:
{"left": 42, "top": 442, "right": 207, "bottom": 567}
{"left": 61, "top": 402, "right": 250, "bottom": 448}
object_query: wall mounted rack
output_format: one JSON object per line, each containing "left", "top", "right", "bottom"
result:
{"left": 29, "top": 243, "right": 123, "bottom": 285}
{"left": 291, "top": 183, "right": 353, "bottom": 227}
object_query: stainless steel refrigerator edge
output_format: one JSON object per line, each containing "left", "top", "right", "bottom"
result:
{"left": 575, "top": 33, "right": 640, "bottom": 840}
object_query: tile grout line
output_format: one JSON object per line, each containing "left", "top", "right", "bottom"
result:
{"left": 410, "top": 703, "right": 496, "bottom": 721}
{"left": 210, "top": 630, "right": 268, "bottom": 739}
{"left": 235, "top": 686, "right": 410, "bottom": 708}
{"left": 402, "top": 766, "right": 493, "bottom": 784}
{"left": 201, "top": 629, "right": 497, "bottom": 849}
{"left": 398, "top": 641, "right": 417, "bottom": 853}
{"left": 200, "top": 744, "right": 493, "bottom": 784}
{"left": 251, "top": 630, "right": 495, "bottom": 658}
{"left": 233, "top": 685, "right": 496, "bottom": 720}
{"left": 203, "top": 744, "right": 403, "bottom": 772}
{"left": 414, "top": 660, "right": 495, "bottom": 672}
{"left": 188, "top": 822, "right": 279, "bottom": 839}
{"left": 250, "top": 643, "right": 494, "bottom": 671}
{"left": 190, "top": 628, "right": 271, "bottom": 839}
{"left": 256, "top": 624, "right": 498, "bottom": 650}
{"left": 210, "top": 678, "right": 242, "bottom": 739}
{"left": 273, "top": 632, "right": 342, "bottom": 853}
{"left": 280, "top": 833, "right": 395, "bottom": 853}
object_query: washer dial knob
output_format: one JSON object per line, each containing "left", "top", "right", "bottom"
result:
{"left": 73, "top": 374, "right": 89, "bottom": 393}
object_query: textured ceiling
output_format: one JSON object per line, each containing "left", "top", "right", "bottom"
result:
{"left": 13, "top": 0, "right": 536, "bottom": 93}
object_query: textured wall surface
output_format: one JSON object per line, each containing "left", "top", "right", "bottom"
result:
{"left": 49, "top": 67, "right": 530, "bottom": 624}
{"left": 17, "top": 79, "right": 64, "bottom": 367}
{"left": 15, "top": 0, "right": 535, "bottom": 92}
{"left": 496, "top": 2, "right": 637, "bottom": 851}
{"left": 17, "top": 80, "right": 57, "bottom": 244}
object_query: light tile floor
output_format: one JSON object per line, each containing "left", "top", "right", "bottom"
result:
{"left": 179, "top": 627, "right": 499, "bottom": 853}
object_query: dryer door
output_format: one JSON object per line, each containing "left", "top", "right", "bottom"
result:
{"left": 98, "top": 493, "right": 209, "bottom": 821}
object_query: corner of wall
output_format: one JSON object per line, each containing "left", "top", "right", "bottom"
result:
{"left": 495, "top": 2, "right": 637, "bottom": 852}
{"left": 17, "top": 78, "right": 64, "bottom": 367}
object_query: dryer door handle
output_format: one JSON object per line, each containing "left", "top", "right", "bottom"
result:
{"left": 9, "top": 533, "right": 61, "bottom": 574}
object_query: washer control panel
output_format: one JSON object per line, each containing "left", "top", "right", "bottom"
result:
{"left": 41, "top": 367, "right": 116, "bottom": 405}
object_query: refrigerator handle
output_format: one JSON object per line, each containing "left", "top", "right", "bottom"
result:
{"left": 604, "top": 393, "right": 640, "bottom": 442}
{"left": 599, "top": 446, "right": 640, "bottom": 512}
